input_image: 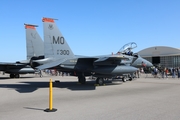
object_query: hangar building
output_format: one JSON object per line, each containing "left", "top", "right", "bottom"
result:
{"left": 138, "top": 46, "right": 180, "bottom": 68}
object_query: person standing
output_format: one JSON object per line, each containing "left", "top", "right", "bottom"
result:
{"left": 165, "top": 67, "right": 168, "bottom": 78}
{"left": 137, "top": 68, "right": 140, "bottom": 78}
{"left": 172, "top": 67, "right": 175, "bottom": 78}
{"left": 177, "top": 67, "right": 180, "bottom": 78}
{"left": 161, "top": 68, "right": 165, "bottom": 78}
{"left": 154, "top": 67, "right": 158, "bottom": 78}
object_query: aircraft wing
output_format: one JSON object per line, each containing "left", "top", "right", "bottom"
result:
{"left": 95, "top": 55, "right": 128, "bottom": 62}
{"left": 35, "top": 55, "right": 130, "bottom": 70}
{"left": 93, "top": 55, "right": 129, "bottom": 65}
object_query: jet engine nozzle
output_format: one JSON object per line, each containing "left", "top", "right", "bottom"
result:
{"left": 30, "top": 56, "right": 44, "bottom": 68}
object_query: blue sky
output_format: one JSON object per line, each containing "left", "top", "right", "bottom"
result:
{"left": 0, "top": 0, "right": 180, "bottom": 62}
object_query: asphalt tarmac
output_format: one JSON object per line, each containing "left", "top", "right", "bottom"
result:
{"left": 1, "top": 73, "right": 180, "bottom": 120}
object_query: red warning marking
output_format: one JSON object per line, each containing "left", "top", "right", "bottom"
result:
{"left": 42, "top": 18, "right": 54, "bottom": 23}
{"left": 25, "top": 25, "right": 36, "bottom": 29}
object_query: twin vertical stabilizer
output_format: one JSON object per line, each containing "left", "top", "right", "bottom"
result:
{"left": 25, "top": 24, "right": 44, "bottom": 60}
{"left": 42, "top": 17, "right": 74, "bottom": 59}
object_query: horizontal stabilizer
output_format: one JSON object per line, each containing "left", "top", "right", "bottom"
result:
{"left": 0, "top": 62, "right": 26, "bottom": 66}
{"left": 36, "top": 59, "right": 66, "bottom": 70}
{"left": 16, "top": 59, "right": 30, "bottom": 64}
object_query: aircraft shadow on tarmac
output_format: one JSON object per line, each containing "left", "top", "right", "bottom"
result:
{"left": 0, "top": 80, "right": 123, "bottom": 93}
{"left": 0, "top": 76, "right": 35, "bottom": 80}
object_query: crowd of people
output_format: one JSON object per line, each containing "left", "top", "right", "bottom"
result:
{"left": 135, "top": 66, "right": 180, "bottom": 79}
{"left": 43, "top": 69, "right": 70, "bottom": 76}
{"left": 151, "top": 67, "right": 180, "bottom": 78}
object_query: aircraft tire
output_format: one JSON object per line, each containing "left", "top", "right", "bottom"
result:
{"left": 122, "top": 77, "right": 127, "bottom": 82}
{"left": 129, "top": 77, "right": 132, "bottom": 81}
{"left": 96, "top": 77, "right": 104, "bottom": 86}
{"left": 10, "top": 74, "right": 15, "bottom": 78}
{"left": 15, "top": 74, "right": 20, "bottom": 78}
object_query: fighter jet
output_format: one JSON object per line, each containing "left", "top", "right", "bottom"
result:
{"left": 0, "top": 24, "right": 44, "bottom": 78}
{"left": 30, "top": 17, "right": 153, "bottom": 85}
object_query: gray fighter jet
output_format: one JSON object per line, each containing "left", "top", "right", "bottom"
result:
{"left": 0, "top": 24, "right": 44, "bottom": 78}
{"left": 30, "top": 17, "right": 153, "bottom": 85}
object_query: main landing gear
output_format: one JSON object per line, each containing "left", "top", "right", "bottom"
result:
{"left": 121, "top": 73, "right": 134, "bottom": 82}
{"left": 96, "top": 77, "right": 105, "bottom": 86}
{"left": 78, "top": 73, "right": 86, "bottom": 84}
{"left": 77, "top": 73, "right": 105, "bottom": 86}
{"left": 122, "top": 77, "right": 127, "bottom": 82}
{"left": 10, "top": 74, "right": 20, "bottom": 78}
{"left": 122, "top": 76, "right": 133, "bottom": 82}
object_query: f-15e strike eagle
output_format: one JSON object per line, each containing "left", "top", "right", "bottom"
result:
{"left": 28, "top": 17, "right": 153, "bottom": 85}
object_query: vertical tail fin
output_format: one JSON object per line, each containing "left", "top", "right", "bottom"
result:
{"left": 42, "top": 17, "right": 74, "bottom": 59}
{"left": 25, "top": 24, "right": 44, "bottom": 60}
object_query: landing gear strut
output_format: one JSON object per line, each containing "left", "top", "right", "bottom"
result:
{"left": 78, "top": 73, "right": 86, "bottom": 84}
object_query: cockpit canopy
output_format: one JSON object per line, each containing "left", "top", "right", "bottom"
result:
{"left": 118, "top": 42, "right": 137, "bottom": 53}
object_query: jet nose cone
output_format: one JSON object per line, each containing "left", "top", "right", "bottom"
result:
{"left": 146, "top": 61, "right": 153, "bottom": 67}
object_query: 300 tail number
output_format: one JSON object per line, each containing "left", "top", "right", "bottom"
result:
{"left": 57, "top": 50, "right": 69, "bottom": 55}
